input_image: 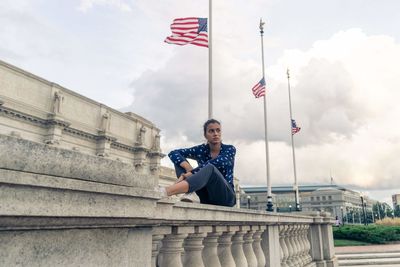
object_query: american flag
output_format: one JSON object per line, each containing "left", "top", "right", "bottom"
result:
{"left": 164, "top": 17, "right": 208, "bottom": 48}
{"left": 291, "top": 119, "right": 301, "bottom": 135}
{"left": 251, "top": 78, "right": 266, "bottom": 98}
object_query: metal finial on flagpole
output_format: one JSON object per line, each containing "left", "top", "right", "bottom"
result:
{"left": 259, "top": 18, "right": 273, "bottom": 212}
{"left": 259, "top": 18, "right": 265, "bottom": 34}
{"left": 287, "top": 68, "right": 301, "bottom": 211}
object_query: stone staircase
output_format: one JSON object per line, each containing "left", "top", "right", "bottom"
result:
{"left": 337, "top": 250, "right": 400, "bottom": 266}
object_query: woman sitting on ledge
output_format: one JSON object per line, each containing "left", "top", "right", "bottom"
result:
{"left": 158, "top": 119, "right": 236, "bottom": 207}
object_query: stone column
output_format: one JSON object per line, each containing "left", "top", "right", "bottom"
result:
{"left": 243, "top": 228, "right": 257, "bottom": 267}
{"left": 261, "top": 225, "right": 281, "bottom": 267}
{"left": 308, "top": 213, "right": 326, "bottom": 267}
{"left": 252, "top": 226, "right": 266, "bottom": 267}
{"left": 231, "top": 226, "right": 248, "bottom": 267}
{"left": 183, "top": 226, "right": 210, "bottom": 267}
{"left": 217, "top": 226, "right": 236, "bottom": 267}
{"left": 321, "top": 213, "right": 339, "bottom": 267}
{"left": 202, "top": 226, "right": 223, "bottom": 267}
{"left": 158, "top": 226, "right": 193, "bottom": 267}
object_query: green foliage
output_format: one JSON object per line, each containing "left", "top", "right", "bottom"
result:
{"left": 373, "top": 202, "right": 394, "bottom": 219}
{"left": 333, "top": 225, "right": 400, "bottom": 244}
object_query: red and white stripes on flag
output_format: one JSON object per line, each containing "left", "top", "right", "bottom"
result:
{"left": 252, "top": 77, "right": 266, "bottom": 98}
{"left": 164, "top": 17, "right": 208, "bottom": 48}
{"left": 291, "top": 119, "right": 301, "bottom": 135}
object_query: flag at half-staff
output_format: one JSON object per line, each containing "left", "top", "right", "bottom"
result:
{"left": 164, "top": 17, "right": 208, "bottom": 48}
{"left": 251, "top": 78, "right": 266, "bottom": 98}
{"left": 291, "top": 119, "right": 301, "bottom": 135}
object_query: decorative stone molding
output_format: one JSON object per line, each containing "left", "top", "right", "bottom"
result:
{"left": 96, "top": 132, "right": 117, "bottom": 157}
{"left": 0, "top": 105, "right": 47, "bottom": 127}
{"left": 44, "top": 114, "right": 71, "bottom": 145}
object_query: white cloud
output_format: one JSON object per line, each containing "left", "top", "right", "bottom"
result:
{"left": 78, "top": 0, "right": 132, "bottom": 12}
{"left": 128, "top": 28, "right": 400, "bottom": 191}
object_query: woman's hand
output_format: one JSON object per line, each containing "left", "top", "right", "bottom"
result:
{"left": 175, "top": 172, "right": 192, "bottom": 184}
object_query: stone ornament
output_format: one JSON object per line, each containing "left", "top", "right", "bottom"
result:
{"left": 100, "top": 112, "right": 111, "bottom": 132}
{"left": 52, "top": 91, "right": 64, "bottom": 114}
{"left": 137, "top": 125, "right": 146, "bottom": 145}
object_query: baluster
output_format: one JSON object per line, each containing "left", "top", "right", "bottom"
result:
{"left": 243, "top": 227, "right": 257, "bottom": 267}
{"left": 152, "top": 234, "right": 164, "bottom": 267}
{"left": 300, "top": 225, "right": 309, "bottom": 265}
{"left": 183, "top": 226, "right": 208, "bottom": 267}
{"left": 293, "top": 225, "right": 302, "bottom": 267}
{"left": 202, "top": 226, "right": 223, "bottom": 267}
{"left": 217, "top": 226, "right": 236, "bottom": 267}
{"left": 231, "top": 226, "right": 248, "bottom": 267}
{"left": 152, "top": 227, "right": 171, "bottom": 267}
{"left": 252, "top": 226, "right": 266, "bottom": 267}
{"left": 279, "top": 225, "right": 289, "bottom": 267}
{"left": 158, "top": 226, "right": 193, "bottom": 267}
{"left": 304, "top": 225, "right": 313, "bottom": 264}
{"left": 285, "top": 225, "right": 296, "bottom": 267}
{"left": 290, "top": 225, "right": 300, "bottom": 267}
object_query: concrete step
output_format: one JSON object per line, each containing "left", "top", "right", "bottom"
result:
{"left": 339, "top": 258, "right": 400, "bottom": 266}
{"left": 337, "top": 250, "right": 400, "bottom": 266}
{"left": 337, "top": 252, "right": 400, "bottom": 260}
{"left": 341, "top": 265, "right": 400, "bottom": 267}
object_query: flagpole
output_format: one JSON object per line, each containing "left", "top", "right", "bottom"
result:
{"left": 287, "top": 68, "right": 300, "bottom": 211}
{"left": 260, "top": 19, "right": 273, "bottom": 212}
{"left": 208, "top": 0, "right": 213, "bottom": 119}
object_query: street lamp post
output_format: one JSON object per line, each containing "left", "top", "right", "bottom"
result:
{"left": 247, "top": 195, "right": 251, "bottom": 209}
{"left": 360, "top": 196, "right": 367, "bottom": 225}
{"left": 289, "top": 204, "right": 292, "bottom": 212}
{"left": 340, "top": 206, "right": 345, "bottom": 226}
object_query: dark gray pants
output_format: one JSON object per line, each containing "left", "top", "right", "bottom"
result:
{"left": 174, "top": 163, "right": 236, "bottom": 207}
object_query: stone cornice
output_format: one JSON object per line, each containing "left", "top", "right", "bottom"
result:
{"left": 0, "top": 105, "right": 47, "bottom": 127}
{"left": 0, "top": 103, "right": 161, "bottom": 157}
{"left": 97, "top": 131, "right": 118, "bottom": 142}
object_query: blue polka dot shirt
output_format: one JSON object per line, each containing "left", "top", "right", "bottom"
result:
{"left": 168, "top": 143, "right": 236, "bottom": 189}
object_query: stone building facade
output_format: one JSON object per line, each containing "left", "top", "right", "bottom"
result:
{"left": 0, "top": 59, "right": 164, "bottom": 175}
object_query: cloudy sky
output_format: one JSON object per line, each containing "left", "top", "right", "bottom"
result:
{"left": 1, "top": 0, "right": 400, "bottom": 203}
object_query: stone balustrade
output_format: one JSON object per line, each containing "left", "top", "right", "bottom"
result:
{"left": 0, "top": 133, "right": 338, "bottom": 267}
{"left": 148, "top": 200, "right": 336, "bottom": 267}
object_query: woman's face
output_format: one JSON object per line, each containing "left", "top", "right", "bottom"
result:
{"left": 205, "top": 123, "right": 221, "bottom": 145}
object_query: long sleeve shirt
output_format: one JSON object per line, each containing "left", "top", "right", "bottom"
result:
{"left": 168, "top": 143, "right": 236, "bottom": 189}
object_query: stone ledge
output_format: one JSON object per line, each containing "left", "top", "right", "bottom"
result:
{"left": 0, "top": 134, "right": 156, "bottom": 188}
{"left": 153, "top": 201, "right": 315, "bottom": 225}
{"left": 0, "top": 169, "right": 159, "bottom": 199}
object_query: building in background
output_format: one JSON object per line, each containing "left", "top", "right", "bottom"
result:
{"left": 241, "top": 184, "right": 377, "bottom": 224}
{"left": 392, "top": 194, "right": 400, "bottom": 208}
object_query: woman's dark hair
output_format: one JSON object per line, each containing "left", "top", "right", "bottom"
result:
{"left": 203, "top": 119, "right": 221, "bottom": 135}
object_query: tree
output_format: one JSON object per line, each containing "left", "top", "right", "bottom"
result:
{"left": 373, "top": 202, "right": 390, "bottom": 219}
{"left": 395, "top": 205, "right": 400, "bottom": 218}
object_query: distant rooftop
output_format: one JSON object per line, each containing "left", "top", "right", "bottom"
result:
{"left": 242, "top": 184, "right": 347, "bottom": 193}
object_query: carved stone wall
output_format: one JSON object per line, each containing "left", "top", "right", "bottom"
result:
{"left": 0, "top": 59, "right": 164, "bottom": 174}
